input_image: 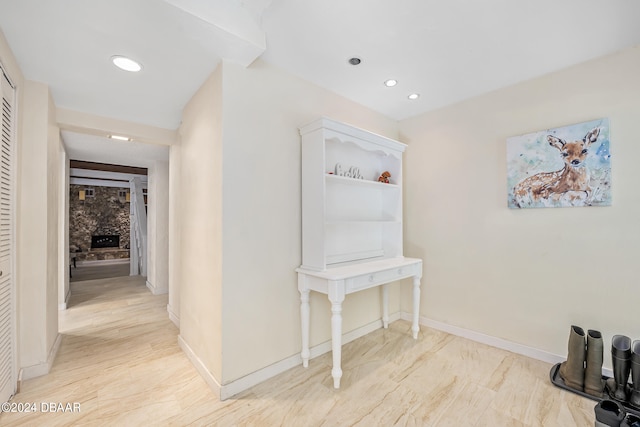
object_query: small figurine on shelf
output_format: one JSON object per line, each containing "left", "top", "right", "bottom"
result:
{"left": 378, "top": 171, "right": 391, "bottom": 184}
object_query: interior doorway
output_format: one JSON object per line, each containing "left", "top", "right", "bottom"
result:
{"left": 68, "top": 160, "right": 148, "bottom": 284}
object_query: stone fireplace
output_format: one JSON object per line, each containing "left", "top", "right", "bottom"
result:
{"left": 69, "top": 185, "right": 131, "bottom": 263}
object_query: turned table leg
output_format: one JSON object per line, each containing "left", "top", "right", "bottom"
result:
{"left": 300, "top": 289, "right": 310, "bottom": 367}
{"left": 328, "top": 280, "right": 345, "bottom": 389}
{"left": 412, "top": 276, "right": 421, "bottom": 339}
{"left": 382, "top": 283, "right": 389, "bottom": 328}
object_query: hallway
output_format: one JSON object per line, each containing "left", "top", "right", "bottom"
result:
{"left": 0, "top": 275, "right": 217, "bottom": 425}
{"left": 1, "top": 275, "right": 595, "bottom": 426}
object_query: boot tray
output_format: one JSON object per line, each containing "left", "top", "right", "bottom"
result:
{"left": 550, "top": 363, "right": 640, "bottom": 417}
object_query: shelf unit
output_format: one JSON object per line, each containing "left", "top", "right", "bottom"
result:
{"left": 300, "top": 117, "right": 407, "bottom": 271}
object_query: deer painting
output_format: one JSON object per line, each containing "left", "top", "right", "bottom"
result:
{"left": 512, "top": 127, "right": 601, "bottom": 208}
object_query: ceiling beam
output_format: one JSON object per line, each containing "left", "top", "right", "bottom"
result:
{"left": 70, "top": 160, "right": 148, "bottom": 176}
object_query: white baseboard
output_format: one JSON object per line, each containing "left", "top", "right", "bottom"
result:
{"left": 307, "top": 312, "right": 400, "bottom": 361}
{"left": 21, "top": 333, "right": 62, "bottom": 380}
{"left": 409, "top": 314, "right": 614, "bottom": 378}
{"left": 183, "top": 311, "right": 617, "bottom": 401}
{"left": 58, "top": 289, "right": 71, "bottom": 311}
{"left": 179, "top": 314, "right": 400, "bottom": 401}
{"left": 178, "top": 335, "right": 221, "bottom": 399}
{"left": 146, "top": 280, "right": 167, "bottom": 295}
{"left": 167, "top": 304, "right": 180, "bottom": 328}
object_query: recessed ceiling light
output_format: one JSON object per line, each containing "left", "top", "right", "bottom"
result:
{"left": 384, "top": 79, "right": 398, "bottom": 87}
{"left": 109, "top": 134, "right": 131, "bottom": 141}
{"left": 408, "top": 93, "right": 420, "bottom": 100}
{"left": 348, "top": 57, "right": 361, "bottom": 66}
{"left": 111, "top": 55, "right": 142, "bottom": 72}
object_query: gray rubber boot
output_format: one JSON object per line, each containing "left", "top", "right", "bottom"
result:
{"left": 559, "top": 325, "right": 586, "bottom": 390}
{"left": 630, "top": 340, "right": 640, "bottom": 408}
{"left": 585, "top": 329, "right": 605, "bottom": 397}
{"left": 594, "top": 399, "right": 626, "bottom": 427}
{"left": 607, "top": 335, "right": 632, "bottom": 402}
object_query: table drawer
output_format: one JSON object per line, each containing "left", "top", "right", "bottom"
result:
{"left": 347, "top": 264, "right": 417, "bottom": 293}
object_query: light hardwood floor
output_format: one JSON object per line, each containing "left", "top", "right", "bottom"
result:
{"left": 1, "top": 275, "right": 595, "bottom": 426}
{"left": 69, "top": 261, "right": 130, "bottom": 282}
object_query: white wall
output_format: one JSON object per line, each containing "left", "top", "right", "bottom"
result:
{"left": 17, "top": 79, "right": 61, "bottom": 378}
{"left": 146, "top": 159, "right": 170, "bottom": 295}
{"left": 58, "top": 150, "right": 70, "bottom": 310}
{"left": 177, "top": 67, "right": 224, "bottom": 382}
{"left": 167, "top": 144, "right": 181, "bottom": 326}
{"left": 176, "top": 58, "right": 402, "bottom": 391}
{"left": 400, "top": 46, "right": 640, "bottom": 367}
{"left": 219, "top": 59, "right": 400, "bottom": 384}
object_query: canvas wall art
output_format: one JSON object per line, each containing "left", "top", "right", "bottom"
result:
{"left": 507, "top": 118, "right": 611, "bottom": 209}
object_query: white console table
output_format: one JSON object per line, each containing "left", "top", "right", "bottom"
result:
{"left": 296, "top": 257, "right": 422, "bottom": 389}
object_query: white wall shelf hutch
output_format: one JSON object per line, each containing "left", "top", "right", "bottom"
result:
{"left": 296, "top": 117, "right": 422, "bottom": 389}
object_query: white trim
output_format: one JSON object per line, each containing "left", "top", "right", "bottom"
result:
{"left": 178, "top": 335, "right": 221, "bottom": 399}
{"left": 21, "top": 333, "right": 62, "bottom": 380}
{"left": 0, "top": 63, "right": 17, "bottom": 405}
{"left": 58, "top": 289, "right": 71, "bottom": 311}
{"left": 409, "top": 314, "right": 614, "bottom": 378}
{"left": 181, "top": 311, "right": 617, "bottom": 401}
{"left": 178, "top": 311, "right": 400, "bottom": 400}
{"left": 179, "top": 314, "right": 400, "bottom": 400}
{"left": 167, "top": 304, "right": 179, "bottom": 328}
{"left": 218, "top": 313, "right": 400, "bottom": 400}
{"left": 146, "top": 279, "right": 167, "bottom": 295}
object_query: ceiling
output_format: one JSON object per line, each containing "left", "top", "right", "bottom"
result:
{"left": 1, "top": 0, "right": 640, "bottom": 165}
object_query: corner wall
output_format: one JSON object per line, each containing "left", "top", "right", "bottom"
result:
{"left": 400, "top": 46, "right": 640, "bottom": 367}
{"left": 177, "top": 66, "right": 224, "bottom": 383}
{"left": 17, "top": 80, "right": 61, "bottom": 378}
{"left": 176, "top": 58, "right": 402, "bottom": 393}
{"left": 146, "top": 159, "right": 169, "bottom": 295}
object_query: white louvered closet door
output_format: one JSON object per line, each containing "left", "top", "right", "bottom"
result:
{"left": 0, "top": 67, "right": 15, "bottom": 404}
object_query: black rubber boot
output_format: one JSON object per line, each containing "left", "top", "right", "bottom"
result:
{"left": 559, "top": 325, "right": 586, "bottom": 390}
{"left": 585, "top": 329, "right": 605, "bottom": 397}
{"left": 621, "top": 414, "right": 640, "bottom": 427}
{"left": 594, "top": 399, "right": 626, "bottom": 427}
{"left": 630, "top": 340, "right": 640, "bottom": 408}
{"left": 607, "top": 335, "right": 632, "bottom": 402}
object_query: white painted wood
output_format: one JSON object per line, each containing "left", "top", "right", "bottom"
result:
{"left": 298, "top": 118, "right": 423, "bottom": 389}
{"left": 297, "top": 257, "right": 422, "bottom": 388}
{"left": 299, "top": 117, "right": 407, "bottom": 271}
{"left": 0, "top": 66, "right": 15, "bottom": 405}
{"left": 382, "top": 284, "right": 389, "bottom": 328}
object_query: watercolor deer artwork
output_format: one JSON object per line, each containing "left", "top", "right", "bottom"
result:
{"left": 512, "top": 127, "right": 601, "bottom": 208}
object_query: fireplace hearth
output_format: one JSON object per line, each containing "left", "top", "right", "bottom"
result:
{"left": 91, "top": 235, "right": 120, "bottom": 249}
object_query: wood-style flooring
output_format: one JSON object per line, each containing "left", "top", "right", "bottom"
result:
{"left": 0, "top": 275, "right": 595, "bottom": 426}
{"left": 69, "top": 261, "right": 130, "bottom": 282}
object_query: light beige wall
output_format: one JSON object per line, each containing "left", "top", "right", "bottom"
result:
{"left": 168, "top": 144, "right": 181, "bottom": 325}
{"left": 178, "top": 66, "right": 224, "bottom": 380}
{"left": 46, "top": 87, "right": 60, "bottom": 353}
{"left": 220, "top": 59, "right": 400, "bottom": 383}
{"left": 58, "top": 150, "right": 70, "bottom": 309}
{"left": 400, "top": 46, "right": 640, "bottom": 365}
{"left": 17, "top": 80, "right": 59, "bottom": 373}
{"left": 147, "top": 159, "right": 170, "bottom": 294}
